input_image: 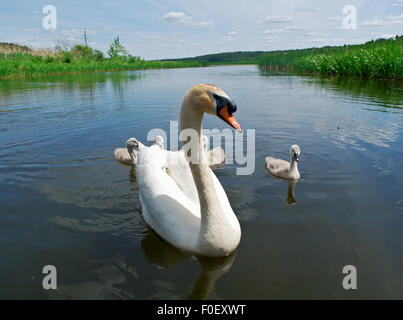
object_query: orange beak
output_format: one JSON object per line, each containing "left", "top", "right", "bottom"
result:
{"left": 218, "top": 105, "right": 242, "bottom": 131}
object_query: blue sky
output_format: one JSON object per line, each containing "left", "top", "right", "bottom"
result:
{"left": 0, "top": 0, "right": 402, "bottom": 59}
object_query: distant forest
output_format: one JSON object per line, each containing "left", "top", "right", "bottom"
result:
{"left": 161, "top": 51, "right": 264, "bottom": 64}
{"left": 162, "top": 36, "right": 402, "bottom": 68}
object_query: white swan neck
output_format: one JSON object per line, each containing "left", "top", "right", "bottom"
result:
{"left": 180, "top": 101, "right": 233, "bottom": 249}
{"left": 180, "top": 102, "right": 221, "bottom": 214}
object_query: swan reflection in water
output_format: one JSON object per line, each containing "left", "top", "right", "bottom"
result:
{"left": 286, "top": 180, "right": 298, "bottom": 206}
{"left": 141, "top": 226, "right": 237, "bottom": 300}
{"left": 265, "top": 166, "right": 299, "bottom": 206}
{"left": 129, "top": 158, "right": 237, "bottom": 299}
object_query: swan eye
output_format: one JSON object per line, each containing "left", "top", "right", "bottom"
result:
{"left": 213, "top": 93, "right": 237, "bottom": 116}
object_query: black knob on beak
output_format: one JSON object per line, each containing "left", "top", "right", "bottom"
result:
{"left": 227, "top": 100, "right": 237, "bottom": 114}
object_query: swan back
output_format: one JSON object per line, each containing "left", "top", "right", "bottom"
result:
{"left": 136, "top": 145, "right": 201, "bottom": 252}
{"left": 137, "top": 144, "right": 239, "bottom": 256}
{"left": 114, "top": 148, "right": 134, "bottom": 165}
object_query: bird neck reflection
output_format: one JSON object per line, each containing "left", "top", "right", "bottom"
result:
{"left": 141, "top": 227, "right": 237, "bottom": 299}
{"left": 286, "top": 180, "right": 298, "bottom": 206}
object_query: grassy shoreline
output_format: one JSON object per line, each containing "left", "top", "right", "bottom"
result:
{"left": 258, "top": 36, "right": 403, "bottom": 80}
{"left": 2, "top": 36, "right": 402, "bottom": 80}
{"left": 0, "top": 56, "right": 209, "bottom": 80}
{"left": 0, "top": 38, "right": 211, "bottom": 79}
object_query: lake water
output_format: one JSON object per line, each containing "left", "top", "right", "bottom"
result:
{"left": 0, "top": 65, "right": 402, "bottom": 299}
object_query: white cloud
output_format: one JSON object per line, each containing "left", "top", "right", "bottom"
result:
{"left": 360, "top": 18, "right": 403, "bottom": 27}
{"left": 381, "top": 34, "right": 397, "bottom": 39}
{"left": 221, "top": 35, "right": 234, "bottom": 41}
{"left": 257, "top": 15, "right": 291, "bottom": 24}
{"left": 25, "top": 28, "right": 39, "bottom": 32}
{"left": 263, "top": 36, "right": 279, "bottom": 42}
{"left": 294, "top": 6, "right": 320, "bottom": 13}
{"left": 359, "top": 20, "right": 389, "bottom": 27}
{"left": 220, "top": 31, "right": 238, "bottom": 41}
{"left": 307, "top": 38, "right": 326, "bottom": 42}
{"left": 328, "top": 16, "right": 342, "bottom": 21}
{"left": 304, "top": 32, "right": 329, "bottom": 37}
{"left": 331, "top": 38, "right": 346, "bottom": 42}
{"left": 261, "top": 26, "right": 299, "bottom": 34}
{"left": 351, "top": 38, "right": 366, "bottom": 43}
{"left": 138, "top": 33, "right": 161, "bottom": 40}
{"left": 388, "top": 14, "right": 403, "bottom": 19}
{"left": 304, "top": 37, "right": 350, "bottom": 44}
{"left": 160, "top": 12, "right": 214, "bottom": 28}
{"left": 392, "top": 0, "right": 403, "bottom": 6}
{"left": 61, "top": 29, "right": 98, "bottom": 37}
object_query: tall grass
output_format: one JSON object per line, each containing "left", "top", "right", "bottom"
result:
{"left": 258, "top": 36, "right": 403, "bottom": 79}
{"left": 0, "top": 44, "right": 209, "bottom": 79}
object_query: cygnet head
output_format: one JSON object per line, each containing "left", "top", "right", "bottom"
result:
{"left": 155, "top": 135, "right": 164, "bottom": 149}
{"left": 126, "top": 138, "right": 139, "bottom": 150}
{"left": 290, "top": 145, "right": 301, "bottom": 162}
{"left": 125, "top": 138, "right": 139, "bottom": 164}
{"left": 202, "top": 135, "right": 209, "bottom": 152}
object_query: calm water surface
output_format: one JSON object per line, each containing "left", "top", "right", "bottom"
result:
{"left": 0, "top": 65, "right": 402, "bottom": 299}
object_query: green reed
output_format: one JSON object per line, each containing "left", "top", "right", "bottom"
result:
{"left": 0, "top": 49, "right": 209, "bottom": 79}
{"left": 258, "top": 37, "right": 403, "bottom": 79}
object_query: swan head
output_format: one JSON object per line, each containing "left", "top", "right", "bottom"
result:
{"left": 126, "top": 137, "right": 139, "bottom": 149}
{"left": 155, "top": 135, "right": 164, "bottom": 149}
{"left": 183, "top": 84, "right": 241, "bottom": 131}
{"left": 126, "top": 137, "right": 139, "bottom": 164}
{"left": 202, "top": 135, "right": 209, "bottom": 152}
{"left": 290, "top": 144, "right": 301, "bottom": 162}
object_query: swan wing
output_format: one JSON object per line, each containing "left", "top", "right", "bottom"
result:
{"left": 114, "top": 148, "right": 133, "bottom": 165}
{"left": 164, "top": 149, "right": 232, "bottom": 220}
{"left": 136, "top": 145, "right": 239, "bottom": 253}
{"left": 210, "top": 169, "right": 240, "bottom": 229}
{"left": 136, "top": 145, "right": 201, "bottom": 251}
{"left": 265, "top": 157, "right": 290, "bottom": 176}
{"left": 164, "top": 150, "right": 199, "bottom": 203}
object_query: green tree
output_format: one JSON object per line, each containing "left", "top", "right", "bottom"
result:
{"left": 71, "top": 44, "right": 93, "bottom": 59}
{"left": 93, "top": 49, "right": 104, "bottom": 61}
{"left": 107, "top": 36, "right": 128, "bottom": 59}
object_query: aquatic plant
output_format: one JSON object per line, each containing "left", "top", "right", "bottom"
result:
{"left": 258, "top": 36, "right": 403, "bottom": 79}
{"left": 0, "top": 41, "right": 210, "bottom": 79}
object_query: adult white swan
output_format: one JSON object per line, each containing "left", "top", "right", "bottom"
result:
{"left": 136, "top": 84, "right": 242, "bottom": 257}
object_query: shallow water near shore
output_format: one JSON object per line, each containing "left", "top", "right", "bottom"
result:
{"left": 0, "top": 65, "right": 402, "bottom": 299}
